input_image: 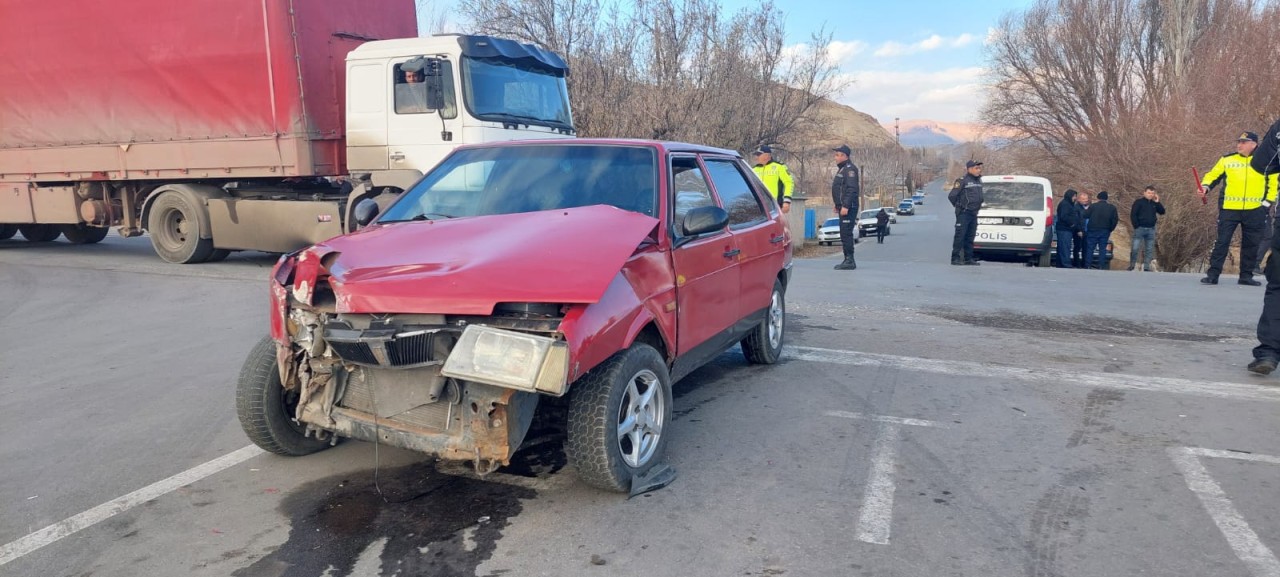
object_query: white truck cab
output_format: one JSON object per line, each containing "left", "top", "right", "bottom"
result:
{"left": 346, "top": 35, "right": 575, "bottom": 191}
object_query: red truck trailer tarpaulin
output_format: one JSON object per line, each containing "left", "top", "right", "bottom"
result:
{"left": 0, "top": 0, "right": 416, "bottom": 178}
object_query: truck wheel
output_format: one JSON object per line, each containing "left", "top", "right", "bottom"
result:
{"left": 566, "top": 343, "right": 672, "bottom": 492}
{"left": 148, "top": 192, "right": 215, "bottom": 263}
{"left": 60, "top": 224, "right": 110, "bottom": 244}
{"left": 0, "top": 225, "right": 15, "bottom": 240}
{"left": 742, "top": 279, "right": 785, "bottom": 364}
{"left": 18, "top": 224, "right": 61, "bottom": 242}
{"left": 235, "top": 336, "right": 333, "bottom": 456}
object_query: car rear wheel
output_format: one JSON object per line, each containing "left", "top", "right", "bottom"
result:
{"left": 235, "top": 336, "right": 333, "bottom": 456}
{"left": 567, "top": 343, "right": 672, "bottom": 492}
{"left": 18, "top": 224, "right": 61, "bottom": 242}
{"left": 742, "top": 279, "right": 785, "bottom": 365}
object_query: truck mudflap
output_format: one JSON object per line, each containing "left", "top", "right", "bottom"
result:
{"left": 296, "top": 363, "right": 539, "bottom": 473}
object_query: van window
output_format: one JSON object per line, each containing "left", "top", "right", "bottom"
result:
{"left": 983, "top": 182, "right": 1046, "bottom": 211}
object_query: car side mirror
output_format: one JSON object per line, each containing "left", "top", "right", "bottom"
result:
{"left": 353, "top": 198, "right": 380, "bottom": 228}
{"left": 682, "top": 206, "right": 729, "bottom": 237}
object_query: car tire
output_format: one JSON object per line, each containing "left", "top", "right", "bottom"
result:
{"left": 742, "top": 279, "right": 785, "bottom": 365}
{"left": 566, "top": 343, "right": 672, "bottom": 493}
{"left": 18, "top": 224, "right": 61, "bottom": 242}
{"left": 59, "top": 223, "right": 110, "bottom": 244}
{"left": 235, "top": 336, "right": 333, "bottom": 456}
{"left": 148, "top": 191, "right": 215, "bottom": 264}
{"left": 1037, "top": 250, "right": 1051, "bottom": 268}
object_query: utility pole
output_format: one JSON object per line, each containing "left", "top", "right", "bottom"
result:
{"left": 894, "top": 117, "right": 900, "bottom": 146}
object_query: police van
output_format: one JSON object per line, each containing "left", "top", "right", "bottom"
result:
{"left": 972, "top": 175, "right": 1054, "bottom": 266}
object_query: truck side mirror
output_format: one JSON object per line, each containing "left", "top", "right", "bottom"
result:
{"left": 354, "top": 198, "right": 380, "bottom": 228}
{"left": 424, "top": 58, "right": 446, "bottom": 111}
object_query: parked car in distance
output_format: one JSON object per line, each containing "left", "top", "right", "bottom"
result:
{"left": 857, "top": 209, "right": 889, "bottom": 237}
{"left": 236, "top": 139, "right": 793, "bottom": 494}
{"left": 817, "top": 217, "right": 841, "bottom": 245}
{"left": 912, "top": 193, "right": 925, "bottom": 205}
{"left": 897, "top": 200, "right": 915, "bottom": 215}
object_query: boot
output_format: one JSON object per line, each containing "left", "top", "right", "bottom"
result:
{"left": 834, "top": 257, "right": 856, "bottom": 270}
{"left": 1240, "top": 277, "right": 1262, "bottom": 286}
{"left": 1248, "top": 357, "right": 1278, "bottom": 375}
{"left": 1126, "top": 264, "right": 1135, "bottom": 271}
{"left": 1200, "top": 276, "right": 1218, "bottom": 285}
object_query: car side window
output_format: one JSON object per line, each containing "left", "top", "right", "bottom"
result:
{"left": 670, "top": 156, "right": 717, "bottom": 232}
{"left": 703, "top": 159, "right": 767, "bottom": 227}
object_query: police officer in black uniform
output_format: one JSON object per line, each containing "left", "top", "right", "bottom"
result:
{"left": 831, "top": 144, "right": 860, "bottom": 270}
{"left": 1249, "top": 117, "right": 1280, "bottom": 374}
{"left": 949, "top": 160, "right": 984, "bottom": 265}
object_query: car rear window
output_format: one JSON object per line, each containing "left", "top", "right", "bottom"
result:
{"left": 982, "top": 181, "right": 1046, "bottom": 211}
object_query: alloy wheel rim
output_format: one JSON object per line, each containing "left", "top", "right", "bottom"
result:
{"left": 616, "top": 369, "right": 664, "bottom": 468}
{"left": 767, "top": 290, "right": 783, "bottom": 349}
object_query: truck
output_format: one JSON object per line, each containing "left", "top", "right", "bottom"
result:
{"left": 0, "top": 0, "right": 574, "bottom": 263}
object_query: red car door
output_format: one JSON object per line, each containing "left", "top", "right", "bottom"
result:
{"left": 702, "top": 156, "right": 786, "bottom": 321}
{"left": 668, "top": 154, "right": 741, "bottom": 359}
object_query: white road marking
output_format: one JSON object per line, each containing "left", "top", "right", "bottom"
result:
{"left": 0, "top": 445, "right": 264, "bottom": 567}
{"left": 789, "top": 346, "right": 1280, "bottom": 403}
{"left": 828, "top": 412, "right": 942, "bottom": 546}
{"left": 1169, "top": 447, "right": 1280, "bottom": 577}
{"left": 825, "top": 411, "right": 947, "bottom": 428}
{"left": 855, "top": 422, "right": 901, "bottom": 545}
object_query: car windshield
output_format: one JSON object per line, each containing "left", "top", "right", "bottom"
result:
{"left": 461, "top": 56, "right": 573, "bottom": 130}
{"left": 861, "top": 210, "right": 881, "bottom": 219}
{"left": 823, "top": 218, "right": 839, "bottom": 227}
{"left": 982, "top": 181, "right": 1046, "bottom": 211}
{"left": 379, "top": 145, "right": 657, "bottom": 222}
{"left": 899, "top": 201, "right": 912, "bottom": 206}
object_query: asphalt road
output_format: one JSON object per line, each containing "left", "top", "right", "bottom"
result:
{"left": 4, "top": 178, "right": 1280, "bottom": 577}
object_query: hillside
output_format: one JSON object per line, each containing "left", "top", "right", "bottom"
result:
{"left": 888, "top": 119, "right": 1014, "bottom": 147}
{"left": 803, "top": 99, "right": 899, "bottom": 149}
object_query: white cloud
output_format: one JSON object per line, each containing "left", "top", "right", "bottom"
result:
{"left": 783, "top": 39, "right": 867, "bottom": 67}
{"left": 834, "top": 67, "right": 988, "bottom": 123}
{"left": 872, "top": 33, "right": 977, "bottom": 58}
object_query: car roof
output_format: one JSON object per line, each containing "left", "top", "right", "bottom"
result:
{"left": 450, "top": 138, "right": 741, "bottom": 158}
{"left": 982, "top": 175, "right": 1052, "bottom": 186}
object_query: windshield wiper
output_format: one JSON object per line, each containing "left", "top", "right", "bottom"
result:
{"left": 480, "top": 112, "right": 572, "bottom": 131}
{"left": 379, "top": 213, "right": 456, "bottom": 224}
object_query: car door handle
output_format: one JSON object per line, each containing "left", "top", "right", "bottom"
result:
{"left": 769, "top": 234, "right": 785, "bottom": 244}
{"left": 390, "top": 152, "right": 405, "bottom": 161}
{"left": 723, "top": 249, "right": 741, "bottom": 259}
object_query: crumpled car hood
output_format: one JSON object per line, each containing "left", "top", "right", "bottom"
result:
{"left": 297, "top": 205, "right": 659, "bottom": 315}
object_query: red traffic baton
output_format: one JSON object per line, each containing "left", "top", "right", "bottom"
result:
{"left": 1192, "top": 167, "right": 1208, "bottom": 205}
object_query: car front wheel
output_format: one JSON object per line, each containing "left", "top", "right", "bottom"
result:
{"left": 235, "top": 336, "right": 333, "bottom": 456}
{"left": 567, "top": 343, "right": 672, "bottom": 492}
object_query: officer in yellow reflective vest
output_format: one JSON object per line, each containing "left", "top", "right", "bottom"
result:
{"left": 1200, "top": 131, "right": 1280, "bottom": 286}
{"left": 751, "top": 145, "right": 794, "bottom": 214}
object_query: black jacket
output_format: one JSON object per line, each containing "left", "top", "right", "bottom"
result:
{"left": 831, "top": 160, "right": 860, "bottom": 212}
{"left": 1255, "top": 117, "right": 1280, "bottom": 175}
{"left": 948, "top": 173, "right": 983, "bottom": 212}
{"left": 1085, "top": 200, "right": 1119, "bottom": 232}
{"left": 876, "top": 210, "right": 890, "bottom": 226}
{"left": 1055, "top": 193, "right": 1081, "bottom": 232}
{"left": 1130, "top": 198, "right": 1166, "bottom": 228}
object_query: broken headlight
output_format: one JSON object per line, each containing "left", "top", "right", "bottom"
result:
{"left": 441, "top": 325, "right": 569, "bottom": 396}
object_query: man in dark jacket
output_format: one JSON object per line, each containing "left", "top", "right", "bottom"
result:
{"left": 948, "top": 160, "right": 984, "bottom": 265}
{"left": 1073, "top": 192, "right": 1091, "bottom": 267}
{"left": 1084, "top": 191, "right": 1118, "bottom": 269}
{"left": 1128, "top": 185, "right": 1165, "bottom": 271}
{"left": 831, "top": 144, "right": 860, "bottom": 270}
{"left": 1054, "top": 189, "right": 1082, "bottom": 268}
{"left": 876, "top": 208, "right": 890, "bottom": 243}
{"left": 1250, "top": 117, "right": 1280, "bottom": 374}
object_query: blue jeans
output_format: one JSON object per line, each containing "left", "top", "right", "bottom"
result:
{"left": 1086, "top": 231, "right": 1110, "bottom": 269}
{"left": 1130, "top": 226, "right": 1156, "bottom": 268}
{"left": 1055, "top": 229, "right": 1076, "bottom": 268}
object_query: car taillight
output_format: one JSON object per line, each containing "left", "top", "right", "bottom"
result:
{"left": 1045, "top": 196, "right": 1054, "bottom": 227}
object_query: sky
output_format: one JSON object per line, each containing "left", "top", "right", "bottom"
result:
{"left": 421, "top": 0, "right": 1031, "bottom": 124}
{"left": 717, "top": 0, "right": 1031, "bottom": 124}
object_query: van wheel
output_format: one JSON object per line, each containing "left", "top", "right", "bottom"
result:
{"left": 567, "top": 343, "right": 672, "bottom": 492}
{"left": 148, "top": 191, "right": 215, "bottom": 264}
{"left": 18, "top": 224, "right": 61, "bottom": 242}
{"left": 1037, "top": 250, "right": 1051, "bottom": 267}
{"left": 60, "top": 224, "right": 110, "bottom": 244}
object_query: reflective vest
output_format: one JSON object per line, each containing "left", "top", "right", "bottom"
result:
{"left": 1202, "top": 152, "right": 1279, "bottom": 210}
{"left": 752, "top": 161, "right": 794, "bottom": 203}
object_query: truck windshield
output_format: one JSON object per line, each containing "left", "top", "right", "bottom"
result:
{"left": 379, "top": 145, "right": 656, "bottom": 222}
{"left": 461, "top": 57, "right": 573, "bottom": 131}
{"left": 982, "top": 182, "right": 1046, "bottom": 211}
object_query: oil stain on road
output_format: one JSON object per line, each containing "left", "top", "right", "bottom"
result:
{"left": 233, "top": 459, "right": 535, "bottom": 577}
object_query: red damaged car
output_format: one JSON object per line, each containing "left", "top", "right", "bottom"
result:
{"left": 236, "top": 139, "right": 792, "bottom": 492}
